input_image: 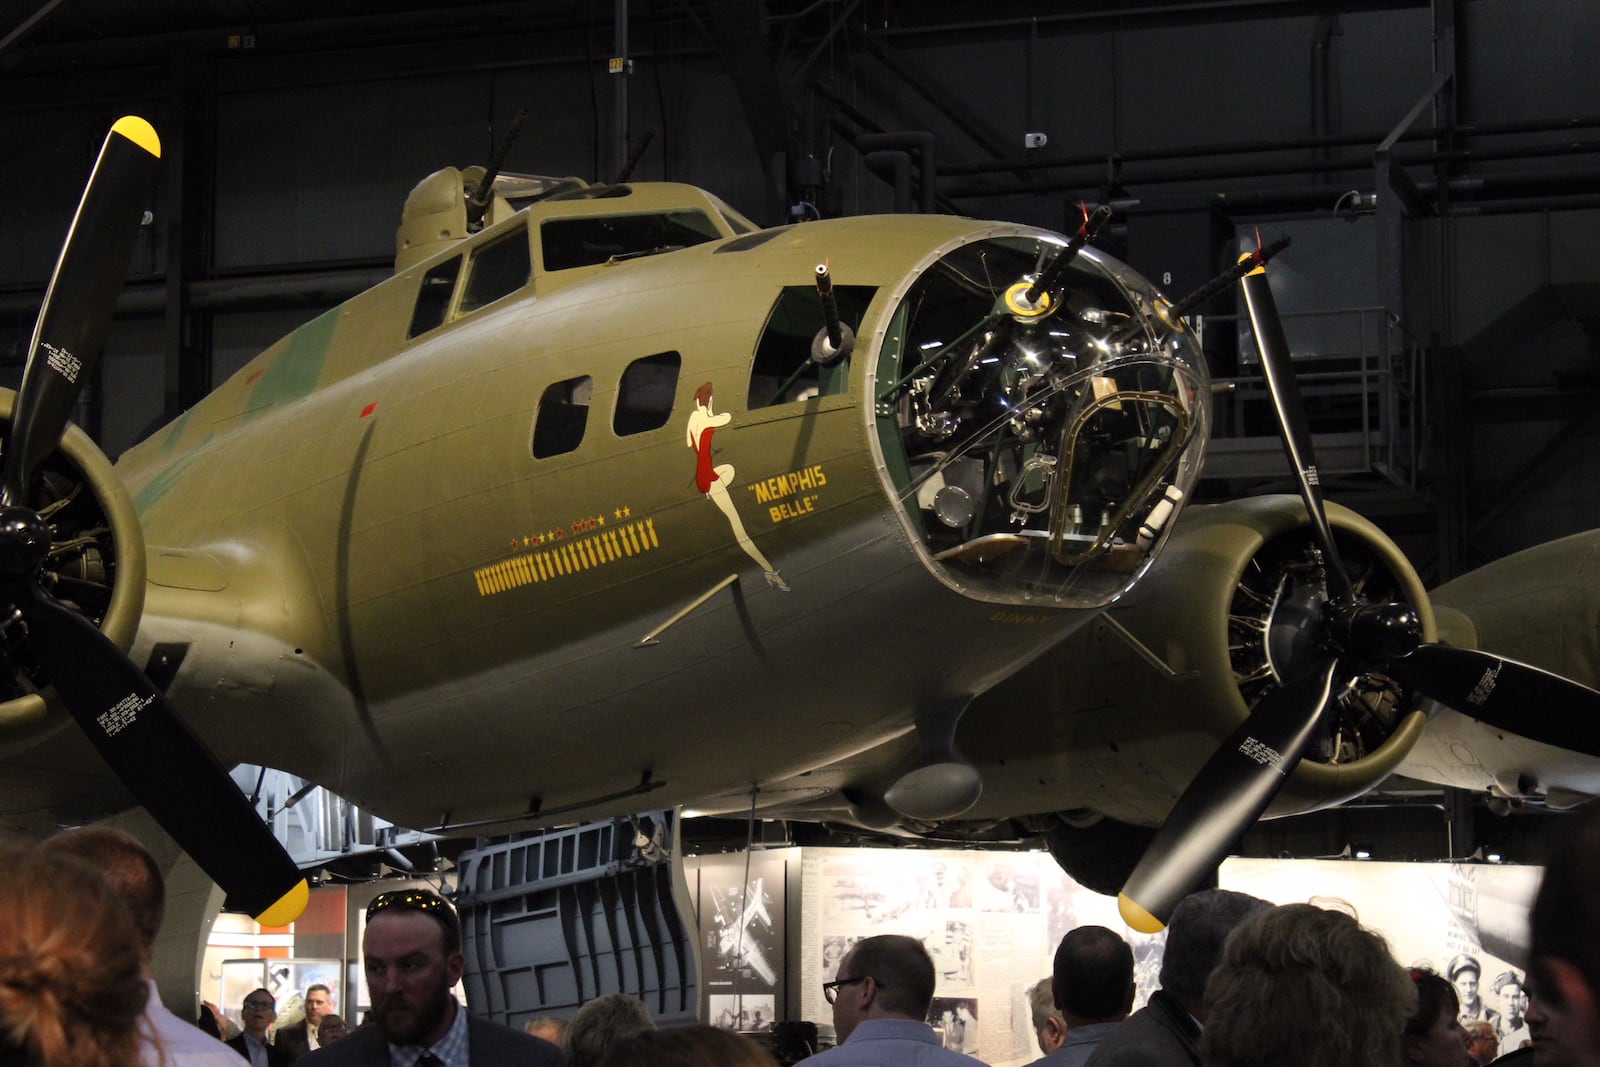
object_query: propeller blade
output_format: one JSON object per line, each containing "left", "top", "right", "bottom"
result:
{"left": 15, "top": 580, "right": 308, "bottom": 924}
{"left": 3, "top": 116, "right": 160, "bottom": 507}
{"left": 1118, "top": 659, "right": 1341, "bottom": 932}
{"left": 1387, "top": 644, "right": 1600, "bottom": 758}
{"left": 1239, "top": 249, "right": 1356, "bottom": 606}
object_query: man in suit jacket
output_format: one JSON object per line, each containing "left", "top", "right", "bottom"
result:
{"left": 274, "top": 985, "right": 332, "bottom": 1064}
{"left": 1085, "top": 889, "right": 1270, "bottom": 1067}
{"left": 1525, "top": 807, "right": 1600, "bottom": 1067}
{"left": 227, "top": 990, "right": 291, "bottom": 1067}
{"left": 301, "top": 889, "right": 562, "bottom": 1066}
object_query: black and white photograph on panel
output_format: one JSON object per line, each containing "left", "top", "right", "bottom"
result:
{"left": 697, "top": 853, "right": 786, "bottom": 1002}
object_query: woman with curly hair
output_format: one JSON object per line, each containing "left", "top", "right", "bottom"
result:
{"left": 0, "top": 843, "right": 148, "bottom": 1067}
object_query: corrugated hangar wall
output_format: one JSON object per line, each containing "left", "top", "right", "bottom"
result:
{"left": 0, "top": 0, "right": 1598, "bottom": 570}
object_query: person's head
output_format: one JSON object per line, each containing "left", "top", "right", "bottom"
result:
{"left": 316, "top": 1014, "right": 348, "bottom": 1044}
{"left": 1449, "top": 955, "right": 1483, "bottom": 1008}
{"left": 1052, "top": 925, "right": 1135, "bottom": 1026}
{"left": 594, "top": 1024, "right": 777, "bottom": 1067}
{"left": 564, "top": 994, "right": 653, "bottom": 1067}
{"left": 39, "top": 826, "right": 166, "bottom": 966}
{"left": 826, "top": 934, "right": 937, "bottom": 1042}
{"left": 1026, "top": 977, "right": 1067, "bottom": 1054}
{"left": 1494, "top": 971, "right": 1528, "bottom": 1024}
{"left": 0, "top": 844, "right": 149, "bottom": 1067}
{"left": 303, "top": 984, "right": 332, "bottom": 1028}
{"left": 1201, "top": 903, "right": 1415, "bottom": 1067}
{"left": 1527, "top": 806, "right": 1600, "bottom": 1067}
{"left": 526, "top": 1016, "right": 568, "bottom": 1045}
{"left": 695, "top": 382, "right": 715, "bottom": 410}
{"left": 1158, "top": 888, "right": 1272, "bottom": 1019}
{"left": 1463, "top": 1019, "right": 1497, "bottom": 1065}
{"left": 362, "top": 888, "right": 464, "bottom": 1048}
{"left": 241, "top": 989, "right": 277, "bottom": 1039}
{"left": 1404, "top": 969, "right": 1466, "bottom": 1067}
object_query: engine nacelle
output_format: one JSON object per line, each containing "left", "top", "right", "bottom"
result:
{"left": 959, "top": 495, "right": 1432, "bottom": 826}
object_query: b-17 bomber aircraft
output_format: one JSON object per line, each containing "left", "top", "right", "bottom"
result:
{"left": 2, "top": 116, "right": 1598, "bottom": 931}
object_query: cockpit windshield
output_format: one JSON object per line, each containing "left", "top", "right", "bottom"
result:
{"left": 871, "top": 233, "right": 1210, "bottom": 608}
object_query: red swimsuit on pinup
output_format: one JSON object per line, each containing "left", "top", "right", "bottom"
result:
{"left": 695, "top": 425, "right": 717, "bottom": 493}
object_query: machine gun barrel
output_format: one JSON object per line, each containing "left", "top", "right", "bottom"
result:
{"left": 1023, "top": 204, "right": 1113, "bottom": 307}
{"left": 466, "top": 108, "right": 528, "bottom": 230}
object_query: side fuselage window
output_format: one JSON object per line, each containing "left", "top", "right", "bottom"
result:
{"left": 614, "top": 352, "right": 682, "bottom": 436}
{"left": 747, "top": 284, "right": 876, "bottom": 409}
{"left": 532, "top": 376, "right": 592, "bottom": 458}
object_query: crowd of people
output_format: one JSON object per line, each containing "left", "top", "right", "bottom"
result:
{"left": 0, "top": 828, "right": 772, "bottom": 1067}
{"left": 801, "top": 806, "right": 1600, "bottom": 1067}
{"left": 3, "top": 805, "right": 1597, "bottom": 1067}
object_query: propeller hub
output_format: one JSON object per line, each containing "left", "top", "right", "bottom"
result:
{"left": 0, "top": 506, "right": 49, "bottom": 578}
{"left": 1339, "top": 602, "right": 1423, "bottom": 664}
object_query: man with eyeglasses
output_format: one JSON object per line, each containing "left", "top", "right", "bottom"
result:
{"left": 299, "top": 888, "right": 562, "bottom": 1066}
{"left": 228, "top": 990, "right": 291, "bottom": 1067}
{"left": 799, "top": 934, "right": 988, "bottom": 1065}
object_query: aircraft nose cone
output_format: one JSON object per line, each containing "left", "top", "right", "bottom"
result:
{"left": 0, "top": 506, "right": 50, "bottom": 578}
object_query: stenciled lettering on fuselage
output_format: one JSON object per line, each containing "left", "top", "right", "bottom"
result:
{"left": 475, "top": 517, "right": 659, "bottom": 597}
{"left": 748, "top": 464, "right": 827, "bottom": 524}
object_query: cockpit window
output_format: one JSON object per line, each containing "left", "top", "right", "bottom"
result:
{"left": 747, "top": 284, "right": 876, "bottom": 409}
{"left": 705, "top": 192, "right": 757, "bottom": 234}
{"left": 407, "top": 224, "right": 530, "bottom": 341}
{"left": 460, "top": 226, "right": 531, "bottom": 313}
{"left": 541, "top": 211, "right": 722, "bottom": 270}
{"left": 407, "top": 256, "right": 460, "bottom": 339}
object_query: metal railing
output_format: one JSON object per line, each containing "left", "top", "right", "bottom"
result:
{"left": 1201, "top": 304, "right": 1420, "bottom": 488}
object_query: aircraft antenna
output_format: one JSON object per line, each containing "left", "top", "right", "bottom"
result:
{"left": 613, "top": 127, "right": 657, "bottom": 183}
{"left": 466, "top": 108, "right": 528, "bottom": 231}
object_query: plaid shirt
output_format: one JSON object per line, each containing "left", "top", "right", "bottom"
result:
{"left": 388, "top": 998, "right": 469, "bottom": 1067}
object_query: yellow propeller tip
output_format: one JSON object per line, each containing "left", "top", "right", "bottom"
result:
{"left": 254, "top": 879, "right": 310, "bottom": 928}
{"left": 1118, "top": 892, "right": 1167, "bottom": 934}
{"left": 110, "top": 116, "right": 161, "bottom": 159}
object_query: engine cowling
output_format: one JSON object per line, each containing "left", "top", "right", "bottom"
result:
{"left": 958, "top": 495, "right": 1432, "bottom": 827}
{"left": 0, "top": 388, "right": 146, "bottom": 742}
